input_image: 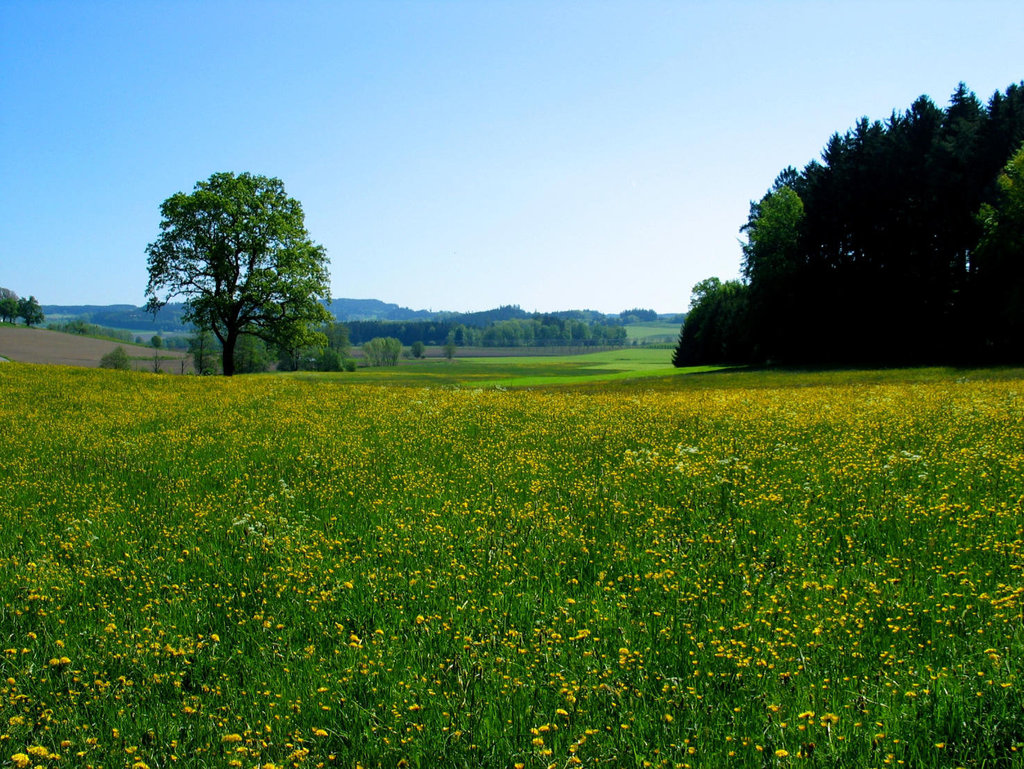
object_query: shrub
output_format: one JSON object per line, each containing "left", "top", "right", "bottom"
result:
{"left": 99, "top": 346, "right": 131, "bottom": 370}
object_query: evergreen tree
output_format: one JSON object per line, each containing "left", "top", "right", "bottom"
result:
{"left": 713, "top": 80, "right": 1024, "bottom": 366}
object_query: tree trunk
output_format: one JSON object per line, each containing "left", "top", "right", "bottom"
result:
{"left": 222, "top": 330, "right": 238, "bottom": 376}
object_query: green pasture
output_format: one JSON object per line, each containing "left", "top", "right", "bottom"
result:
{"left": 623, "top": 321, "right": 681, "bottom": 344}
{"left": 295, "top": 347, "right": 1024, "bottom": 391}
{"left": 297, "top": 347, "right": 712, "bottom": 387}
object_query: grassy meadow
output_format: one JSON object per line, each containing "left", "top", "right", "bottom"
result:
{"left": 1, "top": 360, "right": 1023, "bottom": 768}
{"left": 318, "top": 349, "right": 717, "bottom": 389}
{"left": 623, "top": 323, "right": 681, "bottom": 346}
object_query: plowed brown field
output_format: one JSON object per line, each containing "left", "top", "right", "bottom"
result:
{"left": 0, "top": 326, "right": 189, "bottom": 373}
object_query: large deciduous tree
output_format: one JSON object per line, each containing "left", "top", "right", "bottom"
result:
{"left": 741, "top": 180, "right": 804, "bottom": 362}
{"left": 145, "top": 172, "right": 332, "bottom": 376}
{"left": 671, "top": 277, "right": 750, "bottom": 367}
{"left": 974, "top": 143, "right": 1024, "bottom": 357}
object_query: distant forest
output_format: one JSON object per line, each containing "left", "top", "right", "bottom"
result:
{"left": 345, "top": 306, "right": 630, "bottom": 347}
{"left": 39, "top": 300, "right": 673, "bottom": 348}
{"left": 674, "top": 81, "right": 1024, "bottom": 366}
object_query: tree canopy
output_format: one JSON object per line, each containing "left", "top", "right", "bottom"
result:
{"left": 145, "top": 172, "right": 332, "bottom": 375}
{"left": 17, "top": 296, "right": 44, "bottom": 327}
{"left": 0, "top": 288, "right": 19, "bottom": 324}
{"left": 674, "top": 81, "right": 1024, "bottom": 367}
{"left": 361, "top": 336, "right": 403, "bottom": 367}
{"left": 975, "top": 143, "right": 1024, "bottom": 355}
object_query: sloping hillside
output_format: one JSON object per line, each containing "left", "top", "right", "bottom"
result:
{"left": 0, "top": 326, "right": 189, "bottom": 373}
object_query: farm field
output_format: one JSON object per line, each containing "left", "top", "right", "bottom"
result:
{"left": 623, "top": 322, "right": 682, "bottom": 346}
{"left": 304, "top": 348, "right": 714, "bottom": 388}
{"left": 1, "top": 362, "right": 1023, "bottom": 768}
{"left": 0, "top": 326, "right": 188, "bottom": 373}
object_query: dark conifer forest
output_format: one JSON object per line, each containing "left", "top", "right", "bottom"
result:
{"left": 674, "top": 82, "right": 1024, "bottom": 366}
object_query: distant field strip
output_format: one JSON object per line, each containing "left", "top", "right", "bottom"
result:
{"left": 467, "top": 348, "right": 696, "bottom": 386}
{"left": 298, "top": 348, "right": 705, "bottom": 388}
{"left": 624, "top": 321, "right": 681, "bottom": 344}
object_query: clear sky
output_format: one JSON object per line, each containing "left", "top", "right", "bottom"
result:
{"left": 2, "top": 1, "right": 1022, "bottom": 314}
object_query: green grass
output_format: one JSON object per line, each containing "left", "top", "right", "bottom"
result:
{"left": 297, "top": 347, "right": 707, "bottom": 388}
{"left": 623, "top": 321, "right": 681, "bottom": 344}
{"left": 2, "top": 362, "right": 1024, "bottom": 767}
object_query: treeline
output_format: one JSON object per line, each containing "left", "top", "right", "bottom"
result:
{"left": 49, "top": 320, "right": 192, "bottom": 350}
{"left": 184, "top": 322, "right": 356, "bottom": 375}
{"left": 42, "top": 304, "right": 188, "bottom": 333}
{"left": 183, "top": 312, "right": 632, "bottom": 375}
{"left": 47, "top": 318, "right": 137, "bottom": 344}
{"left": 347, "top": 314, "right": 628, "bottom": 347}
{"left": 0, "top": 287, "right": 44, "bottom": 327}
{"left": 674, "top": 81, "right": 1024, "bottom": 366}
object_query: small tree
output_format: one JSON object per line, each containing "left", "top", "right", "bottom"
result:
{"left": 0, "top": 288, "right": 18, "bottom": 323}
{"left": 362, "top": 336, "right": 402, "bottom": 367}
{"left": 444, "top": 330, "right": 457, "bottom": 361}
{"left": 99, "top": 346, "right": 131, "bottom": 370}
{"left": 17, "top": 296, "right": 44, "bottom": 327}
{"left": 189, "top": 330, "right": 219, "bottom": 375}
{"left": 282, "top": 320, "right": 352, "bottom": 372}
{"left": 150, "top": 335, "right": 163, "bottom": 373}
{"left": 324, "top": 321, "right": 351, "bottom": 356}
{"left": 233, "top": 334, "right": 271, "bottom": 374}
{"left": 410, "top": 340, "right": 426, "bottom": 359}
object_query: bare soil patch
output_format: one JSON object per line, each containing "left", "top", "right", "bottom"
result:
{"left": 0, "top": 326, "right": 190, "bottom": 373}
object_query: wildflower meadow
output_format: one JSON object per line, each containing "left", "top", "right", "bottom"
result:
{"left": 1, "top": 362, "right": 1022, "bottom": 768}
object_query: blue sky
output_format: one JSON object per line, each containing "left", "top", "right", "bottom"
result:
{"left": 2, "top": 1, "right": 1022, "bottom": 314}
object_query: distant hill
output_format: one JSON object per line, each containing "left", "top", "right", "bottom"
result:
{"left": 41, "top": 300, "right": 682, "bottom": 334}
{"left": 43, "top": 303, "right": 189, "bottom": 333}
{"left": 326, "top": 298, "right": 434, "bottom": 321}
{"left": 41, "top": 299, "right": 435, "bottom": 331}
